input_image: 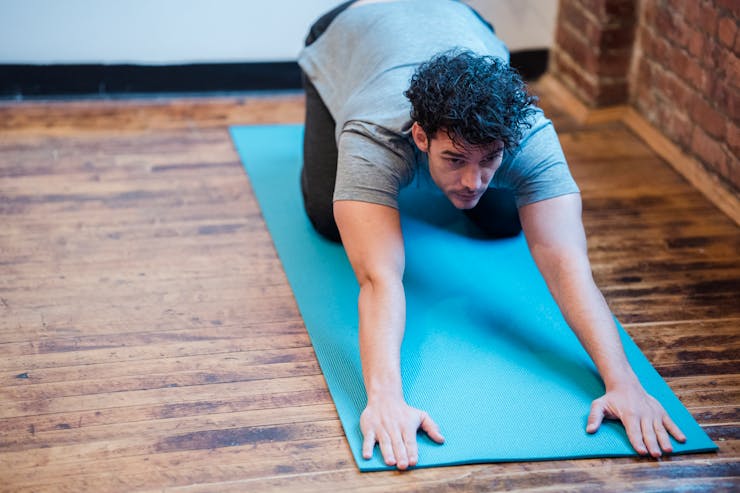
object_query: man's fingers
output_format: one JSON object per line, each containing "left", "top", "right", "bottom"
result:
{"left": 362, "top": 430, "right": 376, "bottom": 460}
{"left": 420, "top": 412, "right": 445, "bottom": 443}
{"left": 655, "top": 419, "right": 674, "bottom": 454}
{"left": 641, "top": 417, "right": 662, "bottom": 457}
{"left": 378, "top": 432, "right": 396, "bottom": 466}
{"left": 402, "top": 429, "right": 419, "bottom": 467}
{"left": 625, "top": 416, "right": 648, "bottom": 455}
{"left": 586, "top": 398, "right": 605, "bottom": 434}
{"left": 391, "top": 433, "right": 409, "bottom": 470}
{"left": 663, "top": 414, "right": 687, "bottom": 443}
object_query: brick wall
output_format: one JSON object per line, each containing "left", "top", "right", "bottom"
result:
{"left": 631, "top": 0, "right": 738, "bottom": 191}
{"left": 551, "top": 0, "right": 638, "bottom": 106}
{"left": 552, "top": 0, "right": 739, "bottom": 194}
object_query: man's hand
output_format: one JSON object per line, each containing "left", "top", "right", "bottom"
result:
{"left": 587, "top": 383, "right": 686, "bottom": 457}
{"left": 360, "top": 398, "right": 445, "bottom": 470}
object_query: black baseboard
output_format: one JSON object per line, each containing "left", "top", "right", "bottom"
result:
{"left": 0, "top": 50, "right": 548, "bottom": 99}
{"left": 0, "top": 62, "right": 302, "bottom": 98}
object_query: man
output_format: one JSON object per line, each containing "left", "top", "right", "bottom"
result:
{"left": 298, "top": 0, "right": 686, "bottom": 470}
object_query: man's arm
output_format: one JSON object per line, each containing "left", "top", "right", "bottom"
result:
{"left": 519, "top": 193, "right": 686, "bottom": 457}
{"left": 334, "top": 199, "right": 444, "bottom": 470}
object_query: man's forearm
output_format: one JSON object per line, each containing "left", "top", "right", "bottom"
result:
{"left": 541, "top": 252, "right": 637, "bottom": 389}
{"left": 358, "top": 276, "right": 406, "bottom": 400}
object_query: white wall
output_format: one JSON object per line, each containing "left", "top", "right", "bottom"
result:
{"left": 0, "top": 0, "right": 340, "bottom": 64}
{"left": 0, "top": 0, "right": 558, "bottom": 65}
{"left": 467, "top": 0, "right": 558, "bottom": 52}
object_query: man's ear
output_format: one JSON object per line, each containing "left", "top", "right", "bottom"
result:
{"left": 411, "top": 122, "right": 430, "bottom": 152}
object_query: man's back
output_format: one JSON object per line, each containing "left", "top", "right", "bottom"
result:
{"left": 298, "top": 0, "right": 508, "bottom": 133}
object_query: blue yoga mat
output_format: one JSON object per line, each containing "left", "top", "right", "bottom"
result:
{"left": 230, "top": 124, "right": 717, "bottom": 471}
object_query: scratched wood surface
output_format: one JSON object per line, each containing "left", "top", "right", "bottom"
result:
{"left": 0, "top": 85, "right": 738, "bottom": 492}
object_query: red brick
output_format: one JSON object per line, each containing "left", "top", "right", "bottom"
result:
{"left": 648, "top": 6, "right": 694, "bottom": 47}
{"left": 654, "top": 8, "right": 682, "bottom": 46}
{"left": 595, "top": 80, "right": 630, "bottom": 105}
{"left": 712, "top": 80, "right": 740, "bottom": 121}
{"left": 559, "top": 2, "right": 635, "bottom": 52}
{"left": 597, "top": 49, "right": 633, "bottom": 76}
{"left": 712, "top": 45, "right": 740, "bottom": 89}
{"left": 683, "top": 0, "right": 720, "bottom": 36}
{"left": 653, "top": 64, "right": 694, "bottom": 108}
{"left": 690, "top": 94, "right": 729, "bottom": 139}
{"left": 604, "top": 0, "right": 637, "bottom": 22}
{"left": 552, "top": 52, "right": 601, "bottom": 106}
{"left": 648, "top": 39, "right": 712, "bottom": 94}
{"left": 727, "top": 50, "right": 740, "bottom": 90}
{"left": 560, "top": 0, "right": 596, "bottom": 31}
{"left": 703, "top": 36, "right": 722, "bottom": 71}
{"left": 577, "top": 0, "right": 636, "bottom": 25}
{"left": 687, "top": 28, "right": 706, "bottom": 58}
{"left": 716, "top": 0, "right": 740, "bottom": 14}
{"left": 641, "top": 27, "right": 672, "bottom": 65}
{"left": 601, "top": 24, "right": 637, "bottom": 49}
{"left": 553, "top": 50, "right": 598, "bottom": 92}
{"left": 560, "top": 0, "right": 604, "bottom": 46}
{"left": 631, "top": 56, "right": 653, "bottom": 95}
{"left": 682, "top": 0, "right": 703, "bottom": 27}
{"left": 690, "top": 126, "right": 730, "bottom": 179}
{"left": 631, "top": 57, "right": 656, "bottom": 97}
{"left": 718, "top": 16, "right": 738, "bottom": 48}
{"left": 642, "top": 0, "right": 658, "bottom": 26}
{"left": 657, "top": 102, "right": 694, "bottom": 149}
{"left": 633, "top": 98, "right": 658, "bottom": 125}
{"left": 668, "top": 15, "right": 695, "bottom": 49}
{"left": 727, "top": 158, "right": 740, "bottom": 191}
{"left": 556, "top": 23, "right": 601, "bottom": 73}
{"left": 637, "top": 25, "right": 657, "bottom": 58}
{"left": 577, "top": 0, "right": 607, "bottom": 23}
{"left": 728, "top": 120, "right": 740, "bottom": 159}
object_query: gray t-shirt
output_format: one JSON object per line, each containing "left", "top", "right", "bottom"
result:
{"left": 298, "top": 0, "right": 579, "bottom": 209}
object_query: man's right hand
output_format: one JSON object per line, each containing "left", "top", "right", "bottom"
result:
{"left": 360, "top": 397, "right": 445, "bottom": 470}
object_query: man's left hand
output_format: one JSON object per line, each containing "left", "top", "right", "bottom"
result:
{"left": 586, "top": 383, "right": 687, "bottom": 457}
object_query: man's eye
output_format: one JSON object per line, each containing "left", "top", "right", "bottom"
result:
{"left": 482, "top": 152, "right": 503, "bottom": 165}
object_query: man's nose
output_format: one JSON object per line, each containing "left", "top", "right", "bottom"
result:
{"left": 461, "top": 166, "right": 482, "bottom": 191}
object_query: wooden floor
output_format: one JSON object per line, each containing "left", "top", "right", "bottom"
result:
{"left": 0, "top": 83, "right": 738, "bottom": 492}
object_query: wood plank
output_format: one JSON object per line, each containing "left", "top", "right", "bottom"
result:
{"left": 0, "top": 374, "right": 327, "bottom": 419}
{"left": 0, "top": 349, "right": 321, "bottom": 402}
{"left": 1, "top": 414, "right": 343, "bottom": 470}
{"left": 166, "top": 456, "right": 739, "bottom": 493}
{"left": 622, "top": 108, "right": 740, "bottom": 226}
{"left": 4, "top": 437, "right": 736, "bottom": 493}
{"left": 0, "top": 94, "right": 305, "bottom": 135}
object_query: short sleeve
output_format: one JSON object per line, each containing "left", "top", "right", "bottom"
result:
{"left": 334, "top": 122, "right": 416, "bottom": 209}
{"left": 492, "top": 108, "right": 580, "bottom": 208}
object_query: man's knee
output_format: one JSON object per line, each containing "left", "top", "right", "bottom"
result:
{"left": 301, "top": 172, "right": 341, "bottom": 243}
{"left": 465, "top": 188, "right": 522, "bottom": 239}
{"left": 480, "top": 213, "right": 521, "bottom": 238}
{"left": 306, "top": 207, "right": 341, "bottom": 243}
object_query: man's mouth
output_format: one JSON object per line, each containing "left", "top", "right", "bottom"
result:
{"left": 454, "top": 191, "right": 482, "bottom": 201}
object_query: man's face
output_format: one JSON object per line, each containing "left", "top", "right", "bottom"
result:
{"left": 411, "top": 122, "right": 503, "bottom": 209}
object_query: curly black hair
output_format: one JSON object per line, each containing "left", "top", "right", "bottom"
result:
{"left": 405, "top": 50, "right": 537, "bottom": 150}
